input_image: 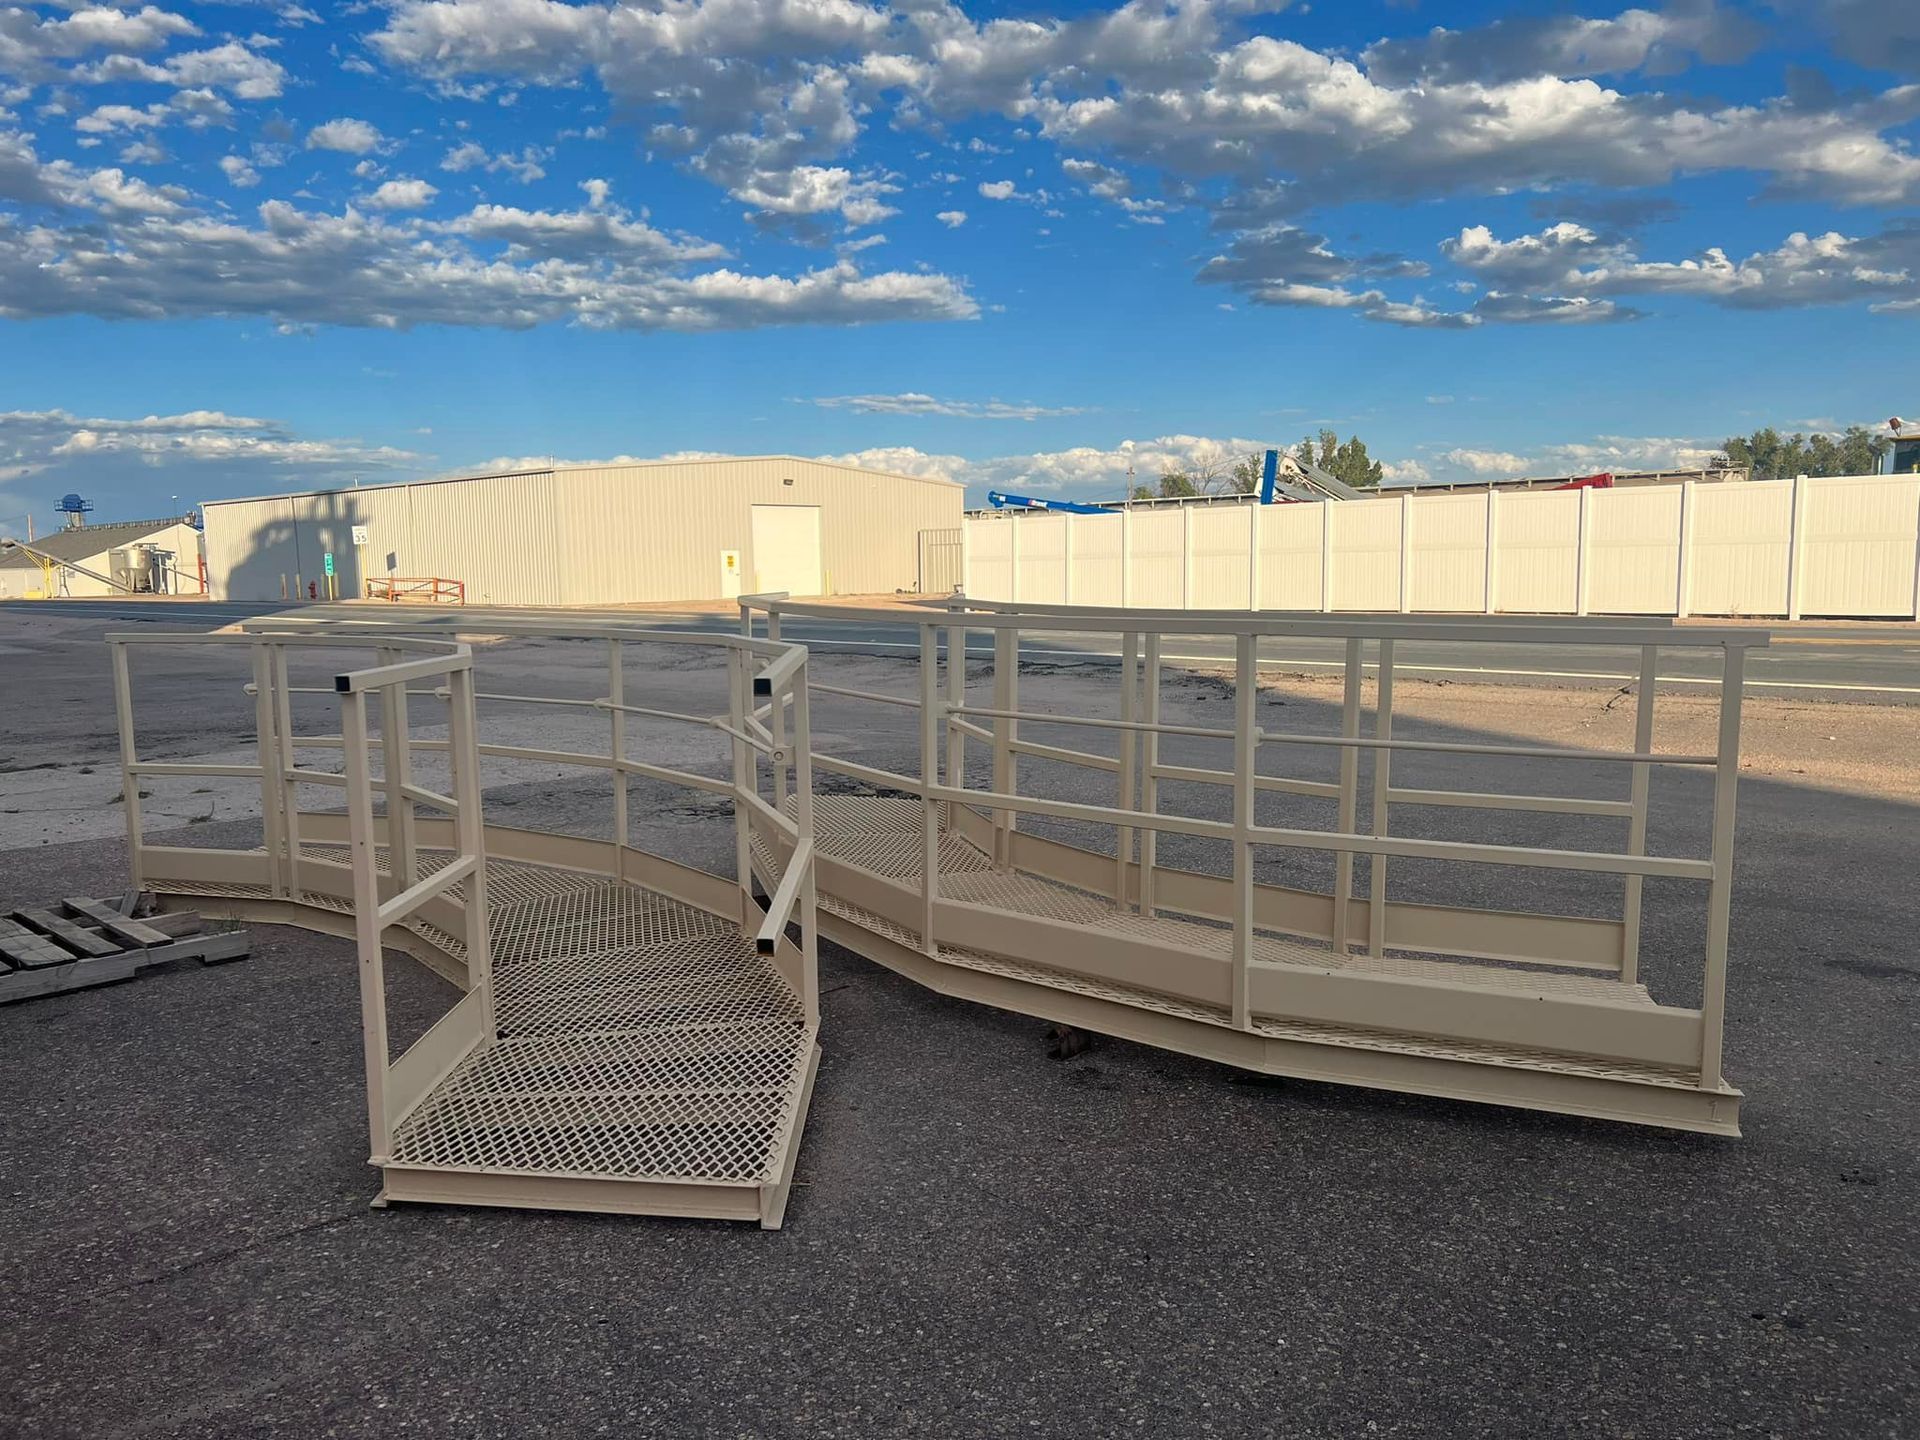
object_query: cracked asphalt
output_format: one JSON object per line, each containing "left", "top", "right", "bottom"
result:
{"left": 1, "top": 610, "right": 1916, "bottom": 1438}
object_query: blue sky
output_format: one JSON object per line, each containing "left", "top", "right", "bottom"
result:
{"left": 0, "top": 0, "right": 1916, "bottom": 526}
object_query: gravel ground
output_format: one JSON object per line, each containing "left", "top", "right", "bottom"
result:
{"left": 1, "top": 612, "right": 1916, "bottom": 1438}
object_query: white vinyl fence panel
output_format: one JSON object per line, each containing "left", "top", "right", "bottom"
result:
{"left": 963, "top": 473, "right": 1920, "bottom": 620}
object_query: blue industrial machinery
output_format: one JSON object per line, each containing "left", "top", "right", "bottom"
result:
{"left": 985, "top": 491, "right": 1113, "bottom": 514}
{"left": 57, "top": 493, "right": 93, "bottom": 527}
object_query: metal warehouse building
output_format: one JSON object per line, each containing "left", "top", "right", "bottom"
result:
{"left": 202, "top": 456, "right": 964, "bottom": 606}
{"left": 0, "top": 516, "right": 204, "bottom": 600}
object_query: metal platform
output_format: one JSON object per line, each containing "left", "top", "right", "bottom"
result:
{"left": 760, "top": 793, "right": 1736, "bottom": 1135}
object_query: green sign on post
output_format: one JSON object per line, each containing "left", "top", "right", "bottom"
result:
{"left": 323, "top": 552, "right": 335, "bottom": 577}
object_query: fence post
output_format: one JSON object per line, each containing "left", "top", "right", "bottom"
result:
{"left": 1120, "top": 507, "right": 1133, "bottom": 608}
{"left": 1700, "top": 644, "right": 1746, "bottom": 1090}
{"left": 1676, "top": 480, "right": 1696, "bottom": 618}
{"left": 919, "top": 623, "right": 941, "bottom": 954}
{"left": 1620, "top": 644, "right": 1658, "bottom": 985}
{"left": 1576, "top": 486, "right": 1593, "bottom": 617}
{"left": 1787, "top": 474, "right": 1809, "bottom": 620}
{"left": 1368, "top": 639, "right": 1395, "bottom": 956}
{"left": 1398, "top": 493, "right": 1413, "bottom": 614}
{"left": 1484, "top": 490, "right": 1500, "bottom": 614}
{"left": 1181, "top": 507, "right": 1195, "bottom": 610}
{"left": 1248, "top": 506, "right": 1262, "bottom": 611}
{"left": 1063, "top": 517, "right": 1076, "bottom": 605}
{"left": 1319, "top": 503, "right": 1334, "bottom": 612}
{"left": 1230, "top": 632, "right": 1257, "bottom": 1029}
{"left": 1010, "top": 517, "right": 1023, "bottom": 604}
{"left": 1332, "top": 637, "right": 1363, "bottom": 953}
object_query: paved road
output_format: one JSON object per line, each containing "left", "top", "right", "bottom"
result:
{"left": 11, "top": 597, "right": 1920, "bottom": 701}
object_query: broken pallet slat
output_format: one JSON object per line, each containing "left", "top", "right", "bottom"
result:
{"left": 59, "top": 898, "right": 169, "bottom": 948}
{"left": 0, "top": 929, "right": 251, "bottom": 1005}
{"left": 18, "top": 908, "right": 122, "bottom": 959}
{"left": 0, "top": 916, "right": 77, "bottom": 970}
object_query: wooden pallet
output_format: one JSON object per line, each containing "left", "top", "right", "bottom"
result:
{"left": 0, "top": 893, "right": 249, "bottom": 1005}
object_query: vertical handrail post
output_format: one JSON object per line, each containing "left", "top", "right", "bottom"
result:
{"left": 919, "top": 623, "right": 941, "bottom": 955}
{"left": 341, "top": 688, "right": 391, "bottom": 1164}
{"left": 446, "top": 662, "right": 495, "bottom": 1029}
{"left": 728, "top": 647, "right": 754, "bottom": 929}
{"left": 944, "top": 623, "right": 967, "bottom": 826}
{"left": 767, "top": 611, "right": 788, "bottom": 808}
{"left": 1332, "top": 637, "right": 1363, "bottom": 954}
{"left": 991, "top": 624, "right": 1018, "bottom": 869}
{"left": 271, "top": 642, "right": 303, "bottom": 901}
{"left": 252, "top": 640, "right": 288, "bottom": 898}
{"left": 1115, "top": 631, "right": 1139, "bottom": 908}
{"left": 609, "top": 638, "right": 627, "bottom": 869}
{"left": 1699, "top": 644, "right": 1745, "bottom": 1090}
{"left": 1368, "top": 639, "right": 1395, "bottom": 956}
{"left": 1621, "top": 644, "right": 1658, "bottom": 984}
{"left": 791, "top": 663, "right": 820, "bottom": 1026}
{"left": 376, "top": 647, "right": 417, "bottom": 896}
{"left": 110, "top": 641, "right": 144, "bottom": 891}
{"left": 1231, "top": 633, "right": 1257, "bottom": 1029}
{"left": 1140, "top": 632, "right": 1163, "bottom": 917}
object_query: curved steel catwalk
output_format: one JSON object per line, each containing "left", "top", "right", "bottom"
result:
{"left": 106, "top": 599, "right": 1764, "bottom": 1224}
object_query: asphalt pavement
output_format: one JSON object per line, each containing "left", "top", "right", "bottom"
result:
{"left": 16, "top": 596, "right": 1920, "bottom": 701}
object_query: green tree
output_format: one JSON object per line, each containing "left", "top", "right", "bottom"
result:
{"left": 1720, "top": 425, "right": 1882, "bottom": 480}
{"left": 1295, "top": 429, "right": 1384, "bottom": 489}
{"left": 1131, "top": 468, "right": 1200, "bottom": 500}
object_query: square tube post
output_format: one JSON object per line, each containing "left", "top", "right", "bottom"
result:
{"left": 1140, "top": 633, "right": 1163, "bottom": 917}
{"left": 728, "top": 648, "right": 754, "bottom": 930}
{"left": 1332, "top": 637, "right": 1364, "bottom": 954}
{"left": 377, "top": 647, "right": 417, "bottom": 896}
{"left": 1115, "top": 631, "right": 1139, "bottom": 908}
{"left": 791, "top": 665, "right": 820, "bottom": 1026}
{"left": 110, "top": 641, "right": 144, "bottom": 891}
{"left": 991, "top": 625, "right": 1019, "bottom": 869}
{"left": 271, "top": 642, "right": 303, "bottom": 902}
{"left": 445, "top": 663, "right": 495, "bottom": 1029}
{"left": 609, "top": 638, "right": 627, "bottom": 861}
{"left": 253, "top": 641, "right": 288, "bottom": 899}
{"left": 767, "top": 612, "right": 788, "bottom": 809}
{"left": 920, "top": 623, "right": 941, "bottom": 955}
{"left": 1231, "top": 632, "right": 1257, "bottom": 1029}
{"left": 944, "top": 623, "right": 967, "bottom": 828}
{"left": 1368, "top": 639, "right": 1395, "bottom": 957}
{"left": 1620, "top": 644, "right": 1658, "bottom": 984}
{"left": 341, "top": 688, "right": 391, "bottom": 1164}
{"left": 1699, "top": 644, "right": 1746, "bottom": 1090}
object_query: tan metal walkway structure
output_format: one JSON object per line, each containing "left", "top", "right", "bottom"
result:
{"left": 109, "top": 627, "right": 821, "bottom": 1226}
{"left": 105, "top": 599, "right": 1764, "bottom": 1227}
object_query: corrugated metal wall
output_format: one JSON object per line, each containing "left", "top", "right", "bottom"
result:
{"left": 963, "top": 473, "right": 1920, "bottom": 619}
{"left": 203, "top": 458, "right": 962, "bottom": 604}
{"left": 0, "top": 520, "right": 205, "bottom": 599}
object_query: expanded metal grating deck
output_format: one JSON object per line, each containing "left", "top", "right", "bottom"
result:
{"left": 163, "top": 845, "right": 818, "bottom": 1193}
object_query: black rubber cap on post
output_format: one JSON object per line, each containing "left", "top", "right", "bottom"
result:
{"left": 334, "top": 674, "right": 352, "bottom": 693}
{"left": 753, "top": 676, "right": 772, "bottom": 697}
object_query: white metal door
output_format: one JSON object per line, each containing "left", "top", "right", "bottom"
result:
{"left": 750, "top": 506, "right": 824, "bottom": 595}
